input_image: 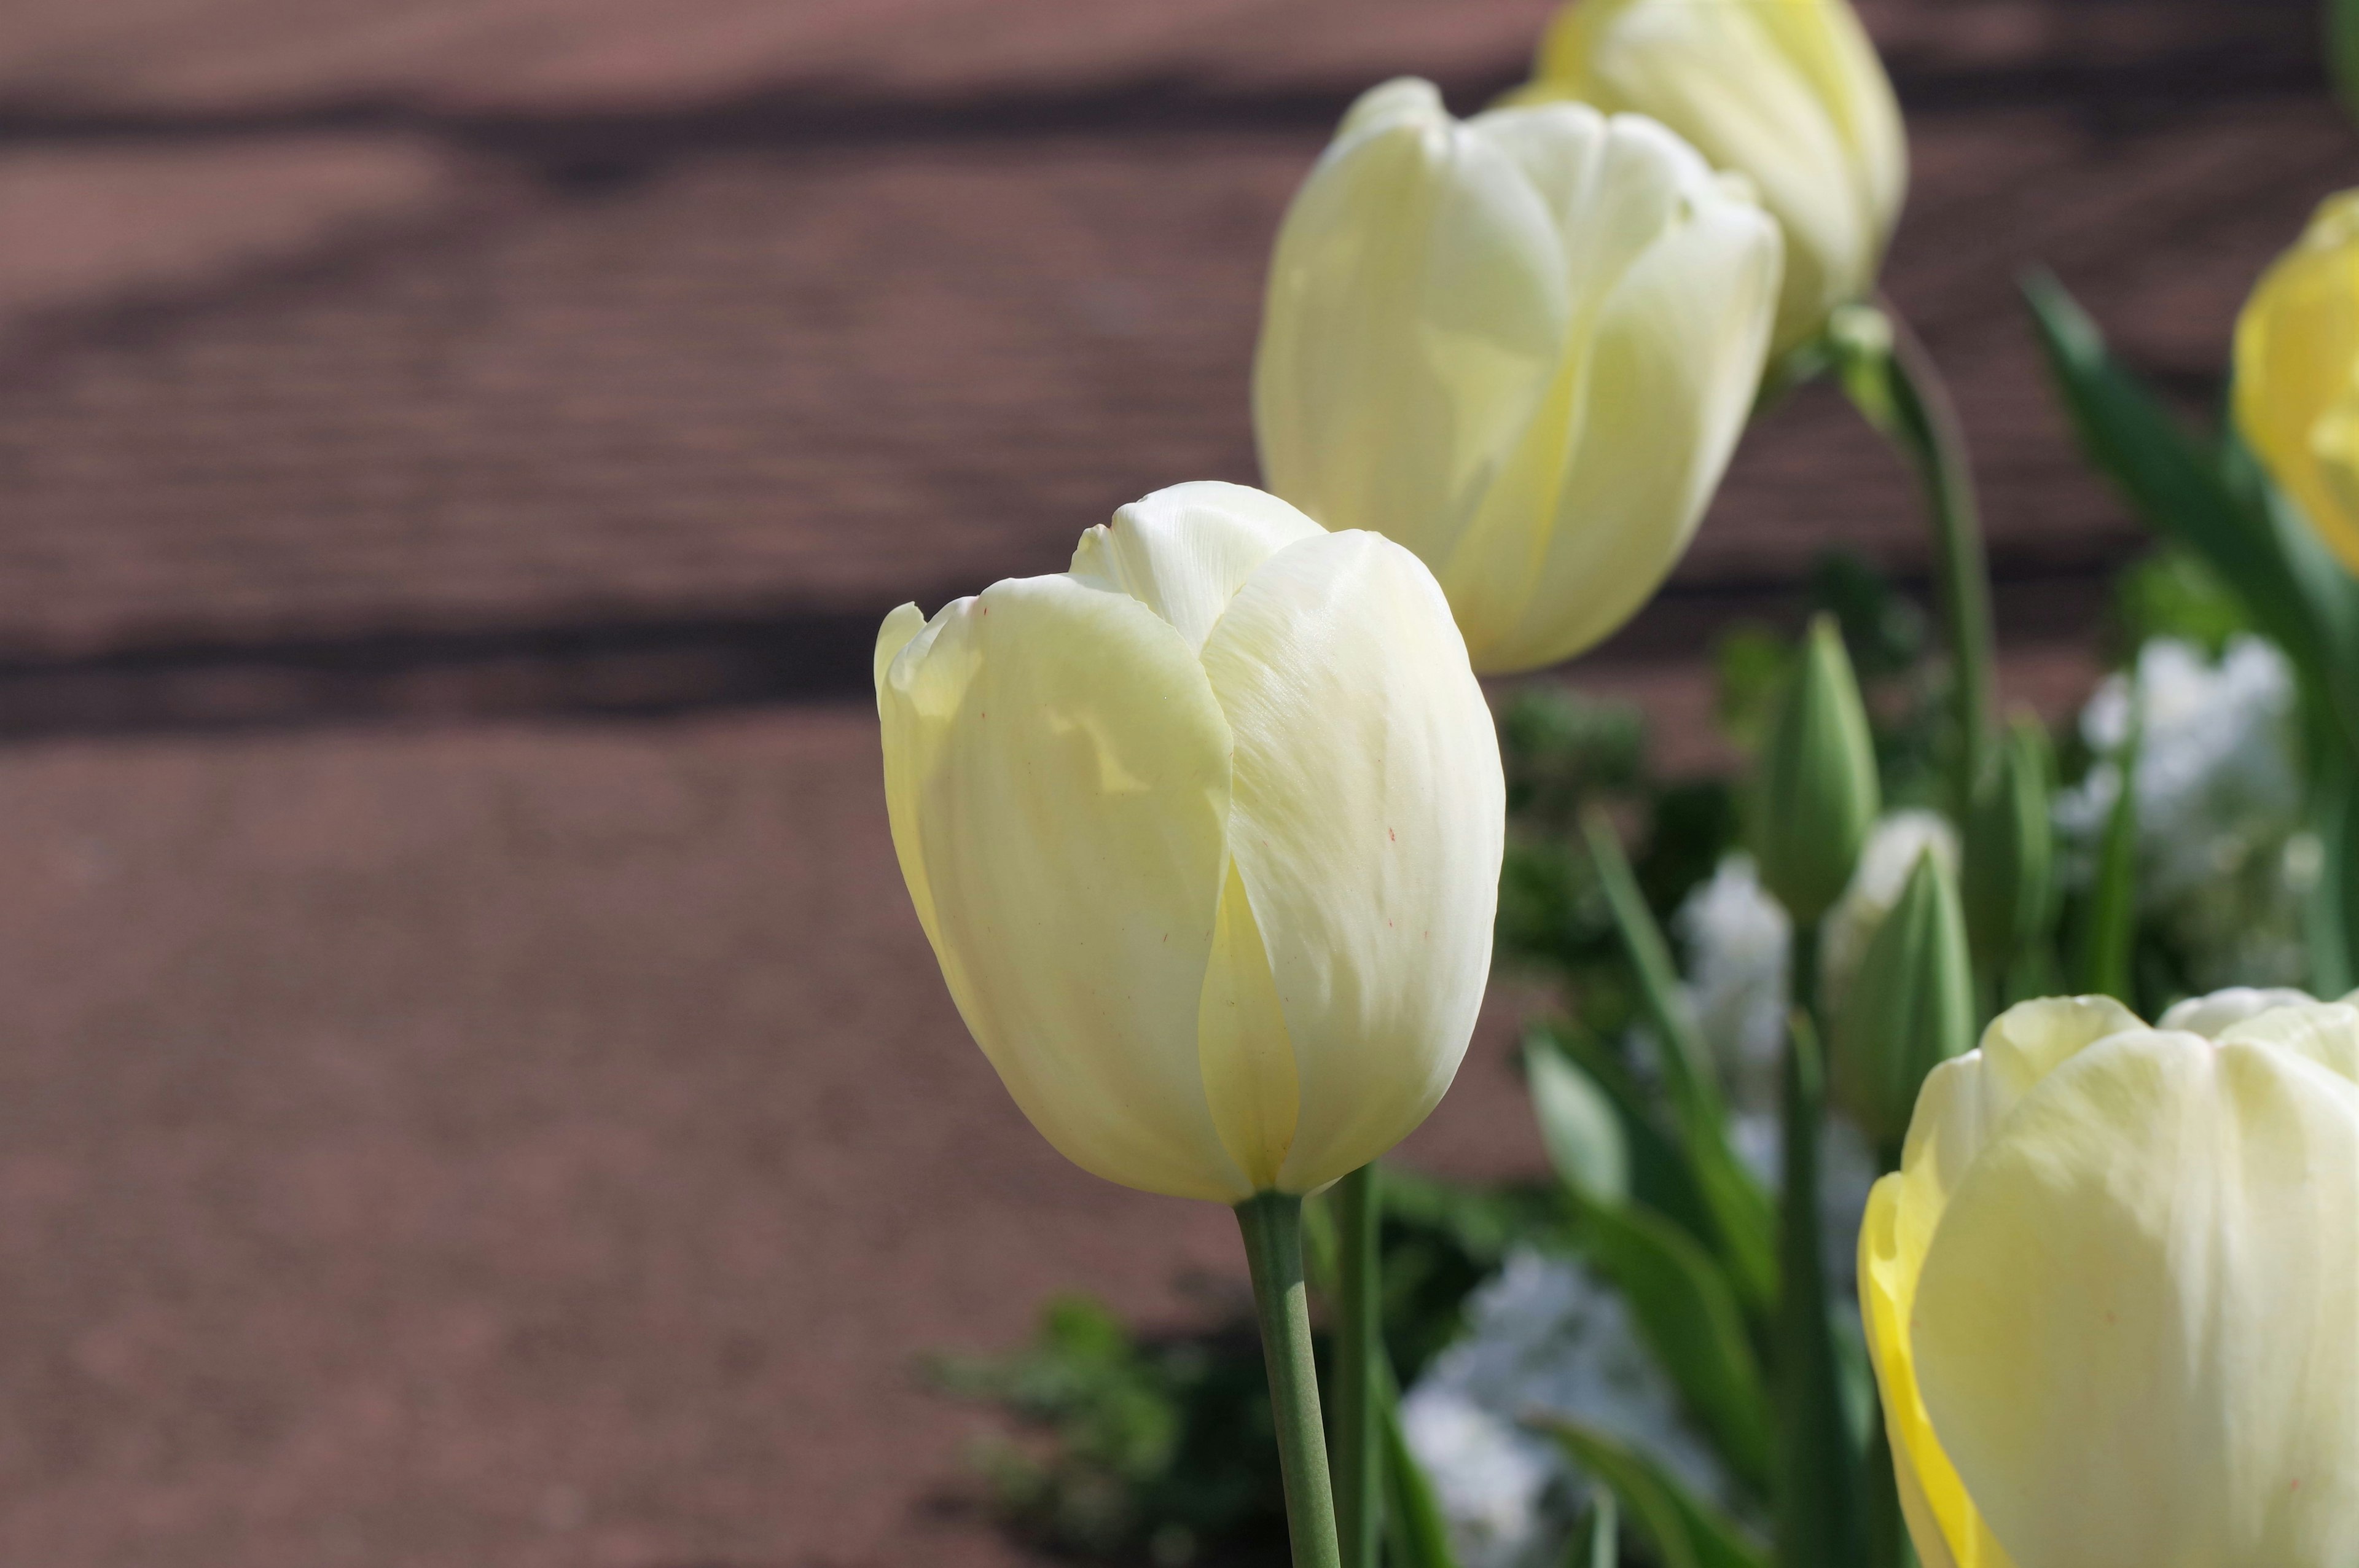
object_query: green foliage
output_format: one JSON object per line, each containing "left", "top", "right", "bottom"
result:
{"left": 929, "top": 1294, "right": 1285, "bottom": 1564}
{"left": 934, "top": 1177, "right": 1565, "bottom": 1564}
{"left": 1501, "top": 687, "right": 1648, "bottom": 830}
{"left": 1536, "top": 1419, "right": 1770, "bottom": 1568}
{"left": 2112, "top": 546, "right": 2253, "bottom": 658}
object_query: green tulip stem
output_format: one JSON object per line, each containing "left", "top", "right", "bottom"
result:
{"left": 1834, "top": 299, "right": 1997, "bottom": 815}
{"left": 1236, "top": 1192, "right": 1344, "bottom": 1568}
{"left": 1777, "top": 949, "right": 1866, "bottom": 1568}
{"left": 1332, "top": 1164, "right": 1383, "bottom": 1568}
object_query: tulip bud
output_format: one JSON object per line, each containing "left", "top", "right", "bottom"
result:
{"left": 2234, "top": 190, "right": 2359, "bottom": 574}
{"left": 875, "top": 482, "right": 1506, "bottom": 1204}
{"left": 1753, "top": 615, "right": 1880, "bottom": 924}
{"left": 1960, "top": 716, "right": 2057, "bottom": 971}
{"left": 1511, "top": 0, "right": 1908, "bottom": 355}
{"left": 1861, "top": 992, "right": 2359, "bottom": 1568}
{"left": 1831, "top": 848, "right": 1973, "bottom": 1150}
{"left": 1254, "top": 77, "right": 1782, "bottom": 675}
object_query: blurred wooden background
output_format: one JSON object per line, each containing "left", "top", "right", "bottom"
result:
{"left": 0, "top": 1, "right": 2341, "bottom": 1562}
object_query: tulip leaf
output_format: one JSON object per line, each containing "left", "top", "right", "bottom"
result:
{"left": 1580, "top": 810, "right": 1778, "bottom": 1309}
{"left": 1576, "top": 1487, "right": 1619, "bottom": 1568}
{"left": 1529, "top": 1024, "right": 1721, "bottom": 1247}
{"left": 1535, "top": 1418, "right": 1769, "bottom": 1568}
{"left": 1525, "top": 1039, "right": 1631, "bottom": 1209}
{"left": 1379, "top": 1362, "right": 1462, "bottom": 1568}
{"left": 1576, "top": 1196, "right": 1775, "bottom": 1492}
{"left": 2306, "top": 759, "right": 2359, "bottom": 997}
{"left": 2333, "top": 0, "right": 2359, "bottom": 130}
{"left": 2072, "top": 681, "right": 2141, "bottom": 1004}
{"left": 1775, "top": 1013, "right": 1866, "bottom": 1568}
{"left": 2024, "top": 272, "right": 2359, "bottom": 755}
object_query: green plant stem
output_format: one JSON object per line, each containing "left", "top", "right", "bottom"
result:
{"left": 1332, "top": 1165, "right": 1382, "bottom": 1568}
{"left": 1840, "top": 301, "right": 1997, "bottom": 815}
{"left": 1237, "top": 1192, "right": 1343, "bottom": 1568}
{"left": 1775, "top": 954, "right": 1864, "bottom": 1568}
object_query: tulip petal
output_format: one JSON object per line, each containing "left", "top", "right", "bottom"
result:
{"left": 877, "top": 574, "right": 1252, "bottom": 1201}
{"left": 2157, "top": 986, "right": 2318, "bottom": 1039}
{"left": 1068, "top": 481, "right": 1324, "bottom": 652}
{"left": 2219, "top": 999, "right": 2359, "bottom": 1085}
{"left": 1254, "top": 77, "right": 1573, "bottom": 573}
{"left": 1861, "top": 1083, "right": 2021, "bottom": 1568}
{"left": 1450, "top": 166, "right": 1780, "bottom": 671}
{"left": 1528, "top": 0, "right": 1898, "bottom": 349}
{"left": 1914, "top": 1032, "right": 2359, "bottom": 1568}
{"left": 2236, "top": 194, "right": 2359, "bottom": 575}
{"left": 1197, "top": 531, "right": 1504, "bottom": 1192}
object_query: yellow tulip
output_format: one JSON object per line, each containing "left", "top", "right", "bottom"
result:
{"left": 1253, "top": 78, "right": 1782, "bottom": 675}
{"left": 2236, "top": 191, "right": 2359, "bottom": 575}
{"left": 1860, "top": 991, "right": 2359, "bottom": 1568}
{"left": 875, "top": 482, "right": 1506, "bottom": 1203}
{"left": 1512, "top": 0, "right": 1906, "bottom": 354}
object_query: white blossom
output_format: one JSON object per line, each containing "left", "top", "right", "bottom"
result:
{"left": 1402, "top": 1250, "right": 1735, "bottom": 1567}
{"left": 1672, "top": 853, "right": 1791, "bottom": 1109}
{"left": 2054, "top": 636, "right": 2307, "bottom": 988}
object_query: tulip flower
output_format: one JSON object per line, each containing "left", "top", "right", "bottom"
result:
{"left": 1860, "top": 991, "right": 2359, "bottom": 1568}
{"left": 1254, "top": 77, "right": 1782, "bottom": 675}
{"left": 874, "top": 481, "right": 1506, "bottom": 1204}
{"left": 1512, "top": 0, "right": 1907, "bottom": 355}
{"left": 2236, "top": 190, "right": 2359, "bottom": 575}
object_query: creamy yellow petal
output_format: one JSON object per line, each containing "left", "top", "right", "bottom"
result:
{"left": 2219, "top": 999, "right": 2359, "bottom": 1085}
{"left": 1253, "top": 77, "right": 1573, "bottom": 569}
{"left": 2157, "top": 986, "right": 2318, "bottom": 1039}
{"left": 1197, "top": 531, "right": 1504, "bottom": 1192}
{"left": 1068, "top": 481, "right": 1323, "bottom": 651}
{"left": 877, "top": 573, "right": 1251, "bottom": 1201}
{"left": 1525, "top": 0, "right": 1903, "bottom": 351}
{"left": 1914, "top": 1031, "right": 2359, "bottom": 1568}
{"left": 1196, "top": 857, "right": 1300, "bottom": 1190}
{"left": 1860, "top": 1173, "right": 2016, "bottom": 1568}
{"left": 2237, "top": 193, "right": 2359, "bottom": 575}
{"left": 1448, "top": 133, "right": 1780, "bottom": 672}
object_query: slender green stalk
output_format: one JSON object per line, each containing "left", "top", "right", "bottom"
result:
{"left": 1776, "top": 942, "right": 1864, "bottom": 1568}
{"left": 1237, "top": 1192, "right": 1343, "bottom": 1568}
{"left": 1835, "top": 302, "right": 1997, "bottom": 815}
{"left": 1332, "top": 1165, "right": 1383, "bottom": 1568}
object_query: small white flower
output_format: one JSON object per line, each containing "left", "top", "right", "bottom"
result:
{"left": 2056, "top": 636, "right": 2306, "bottom": 988}
{"left": 1673, "top": 854, "right": 1791, "bottom": 1110}
{"left": 1404, "top": 1251, "right": 1734, "bottom": 1567}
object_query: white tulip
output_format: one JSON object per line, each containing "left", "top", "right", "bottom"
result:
{"left": 875, "top": 482, "right": 1505, "bottom": 1202}
{"left": 1254, "top": 79, "right": 1782, "bottom": 674}
{"left": 1861, "top": 991, "right": 2359, "bottom": 1568}
{"left": 1514, "top": 0, "right": 1907, "bottom": 353}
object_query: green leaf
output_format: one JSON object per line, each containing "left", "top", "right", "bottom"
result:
{"left": 2024, "top": 273, "right": 2359, "bottom": 754}
{"left": 2332, "top": 0, "right": 2359, "bottom": 130}
{"left": 1525, "top": 1039, "right": 1631, "bottom": 1209}
{"left": 2024, "top": 275, "right": 2312, "bottom": 650}
{"left": 1575, "top": 1488, "right": 1619, "bottom": 1568}
{"left": 1580, "top": 811, "right": 1778, "bottom": 1309}
{"left": 2073, "top": 683, "right": 2141, "bottom": 1003}
{"left": 1775, "top": 1013, "right": 1865, "bottom": 1568}
{"left": 1537, "top": 1418, "right": 1769, "bottom": 1568}
{"left": 1579, "top": 1199, "right": 1775, "bottom": 1492}
{"left": 1379, "top": 1365, "right": 1461, "bottom": 1568}
{"left": 1530, "top": 1023, "right": 1719, "bottom": 1247}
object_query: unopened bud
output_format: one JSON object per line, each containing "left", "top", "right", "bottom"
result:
{"left": 1754, "top": 614, "right": 1880, "bottom": 924}
{"left": 1833, "top": 848, "right": 1975, "bottom": 1150}
{"left": 1961, "top": 716, "right": 2057, "bottom": 970}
